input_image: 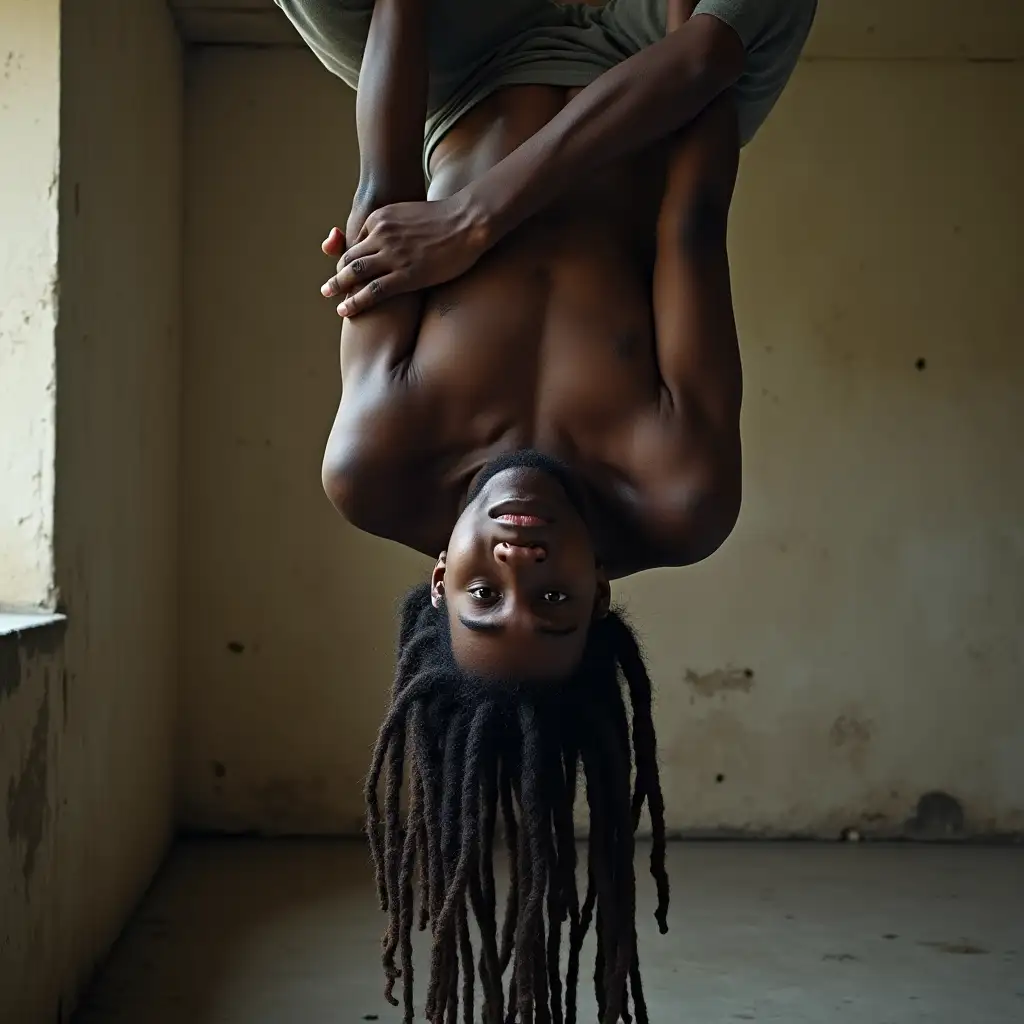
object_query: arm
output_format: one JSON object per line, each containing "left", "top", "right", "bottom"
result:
{"left": 332, "top": 0, "right": 427, "bottom": 382}
{"left": 321, "top": 0, "right": 428, "bottom": 515}
{"left": 325, "top": 0, "right": 752, "bottom": 314}
{"left": 647, "top": 95, "right": 744, "bottom": 564}
{"left": 472, "top": 3, "right": 744, "bottom": 241}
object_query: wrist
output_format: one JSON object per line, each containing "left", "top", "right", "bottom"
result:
{"left": 458, "top": 183, "right": 502, "bottom": 256}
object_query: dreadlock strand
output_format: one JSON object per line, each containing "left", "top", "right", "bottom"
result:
{"left": 498, "top": 760, "right": 520, "bottom": 972}
{"left": 612, "top": 617, "right": 670, "bottom": 934}
{"left": 380, "top": 723, "right": 408, "bottom": 994}
{"left": 437, "top": 702, "right": 491, "bottom": 934}
{"left": 432, "top": 707, "right": 472, "bottom": 1021}
{"left": 458, "top": 898, "right": 476, "bottom": 1024}
{"left": 628, "top": 938, "right": 649, "bottom": 1024}
{"left": 366, "top": 672, "right": 436, "bottom": 909}
{"left": 398, "top": 762, "right": 425, "bottom": 1022}
{"left": 591, "top": 704, "right": 638, "bottom": 1024}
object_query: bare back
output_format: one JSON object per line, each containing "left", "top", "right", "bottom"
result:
{"left": 329, "top": 86, "right": 743, "bottom": 576}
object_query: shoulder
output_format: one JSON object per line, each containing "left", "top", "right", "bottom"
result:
{"left": 321, "top": 379, "right": 448, "bottom": 555}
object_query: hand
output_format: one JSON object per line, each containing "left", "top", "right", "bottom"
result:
{"left": 320, "top": 191, "right": 492, "bottom": 317}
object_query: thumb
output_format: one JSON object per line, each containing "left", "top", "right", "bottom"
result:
{"left": 322, "top": 226, "right": 345, "bottom": 256}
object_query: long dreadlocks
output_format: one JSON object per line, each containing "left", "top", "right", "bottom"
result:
{"left": 365, "top": 582, "right": 669, "bottom": 1024}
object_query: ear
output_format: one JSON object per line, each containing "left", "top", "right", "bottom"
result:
{"left": 430, "top": 551, "right": 447, "bottom": 609}
{"left": 592, "top": 572, "right": 611, "bottom": 620}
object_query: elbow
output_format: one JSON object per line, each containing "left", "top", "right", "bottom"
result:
{"left": 322, "top": 451, "right": 372, "bottom": 531}
{"left": 654, "top": 462, "right": 742, "bottom": 566}
{"left": 322, "top": 455, "right": 355, "bottom": 520}
{"left": 687, "top": 486, "right": 741, "bottom": 563}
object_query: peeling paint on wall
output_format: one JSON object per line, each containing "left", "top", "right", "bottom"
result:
{"left": 684, "top": 666, "right": 756, "bottom": 698}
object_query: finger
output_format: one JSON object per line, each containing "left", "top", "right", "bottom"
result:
{"left": 321, "top": 226, "right": 345, "bottom": 257}
{"left": 338, "top": 273, "right": 403, "bottom": 317}
{"left": 322, "top": 238, "right": 378, "bottom": 297}
{"left": 322, "top": 254, "right": 388, "bottom": 299}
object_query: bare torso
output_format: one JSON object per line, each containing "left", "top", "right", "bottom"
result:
{"left": 332, "top": 84, "right": 740, "bottom": 576}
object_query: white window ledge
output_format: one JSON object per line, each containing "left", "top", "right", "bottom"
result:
{"left": 0, "top": 611, "right": 66, "bottom": 639}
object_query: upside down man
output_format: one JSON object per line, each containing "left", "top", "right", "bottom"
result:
{"left": 277, "top": 0, "right": 816, "bottom": 1020}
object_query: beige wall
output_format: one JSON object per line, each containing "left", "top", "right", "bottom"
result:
{"left": 179, "top": 49, "right": 1024, "bottom": 839}
{"left": 0, "top": 0, "right": 60, "bottom": 609}
{"left": 1, "top": 0, "right": 183, "bottom": 1020}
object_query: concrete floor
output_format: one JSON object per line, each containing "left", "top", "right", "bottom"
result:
{"left": 74, "top": 840, "right": 1023, "bottom": 1023}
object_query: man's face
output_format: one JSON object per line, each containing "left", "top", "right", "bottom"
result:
{"left": 431, "top": 452, "right": 609, "bottom": 682}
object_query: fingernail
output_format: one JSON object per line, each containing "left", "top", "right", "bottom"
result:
{"left": 321, "top": 283, "right": 332, "bottom": 296}
{"left": 337, "top": 301, "right": 348, "bottom": 316}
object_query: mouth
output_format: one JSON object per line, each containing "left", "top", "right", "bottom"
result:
{"left": 488, "top": 499, "right": 554, "bottom": 526}
{"left": 496, "top": 514, "right": 547, "bottom": 527}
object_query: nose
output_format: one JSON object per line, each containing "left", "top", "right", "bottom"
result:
{"left": 494, "top": 541, "right": 547, "bottom": 565}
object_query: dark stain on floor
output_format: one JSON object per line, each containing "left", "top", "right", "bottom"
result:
{"left": 919, "top": 940, "right": 989, "bottom": 955}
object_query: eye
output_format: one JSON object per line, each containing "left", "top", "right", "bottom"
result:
{"left": 542, "top": 590, "right": 569, "bottom": 604}
{"left": 468, "top": 584, "right": 499, "bottom": 602}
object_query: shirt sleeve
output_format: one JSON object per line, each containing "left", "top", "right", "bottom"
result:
{"left": 691, "top": 0, "right": 818, "bottom": 145}
{"left": 692, "top": 0, "right": 816, "bottom": 52}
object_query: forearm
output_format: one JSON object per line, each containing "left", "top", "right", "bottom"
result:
{"left": 340, "top": 0, "right": 428, "bottom": 378}
{"left": 469, "top": 13, "right": 744, "bottom": 242}
{"left": 351, "top": 0, "right": 427, "bottom": 227}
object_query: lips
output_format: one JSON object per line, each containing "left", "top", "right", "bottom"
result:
{"left": 488, "top": 499, "right": 554, "bottom": 524}
{"left": 496, "top": 514, "right": 547, "bottom": 527}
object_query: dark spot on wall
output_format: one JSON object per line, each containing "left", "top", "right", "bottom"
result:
{"left": 829, "top": 714, "right": 873, "bottom": 749}
{"left": 906, "top": 791, "right": 965, "bottom": 838}
{"left": 212, "top": 761, "right": 227, "bottom": 779}
{"left": 919, "top": 940, "right": 987, "bottom": 955}
{"left": 6, "top": 685, "right": 50, "bottom": 887}
{"left": 227, "top": 642, "right": 245, "bottom": 654}
{"left": 883, "top": 934, "right": 899, "bottom": 940}
{"left": 822, "top": 953, "right": 859, "bottom": 962}
{"left": 684, "top": 666, "right": 755, "bottom": 698}
{"left": 715, "top": 774, "right": 725, "bottom": 783}
{"left": 363, "top": 1016, "right": 380, "bottom": 1021}
{"left": 915, "top": 357, "right": 927, "bottom": 371}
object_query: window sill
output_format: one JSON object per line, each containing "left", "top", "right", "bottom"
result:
{"left": 0, "top": 611, "right": 66, "bottom": 639}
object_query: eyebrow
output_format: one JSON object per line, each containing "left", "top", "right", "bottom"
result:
{"left": 457, "top": 615, "right": 579, "bottom": 637}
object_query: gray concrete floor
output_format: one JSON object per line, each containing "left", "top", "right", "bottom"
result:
{"left": 74, "top": 840, "right": 1023, "bottom": 1023}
